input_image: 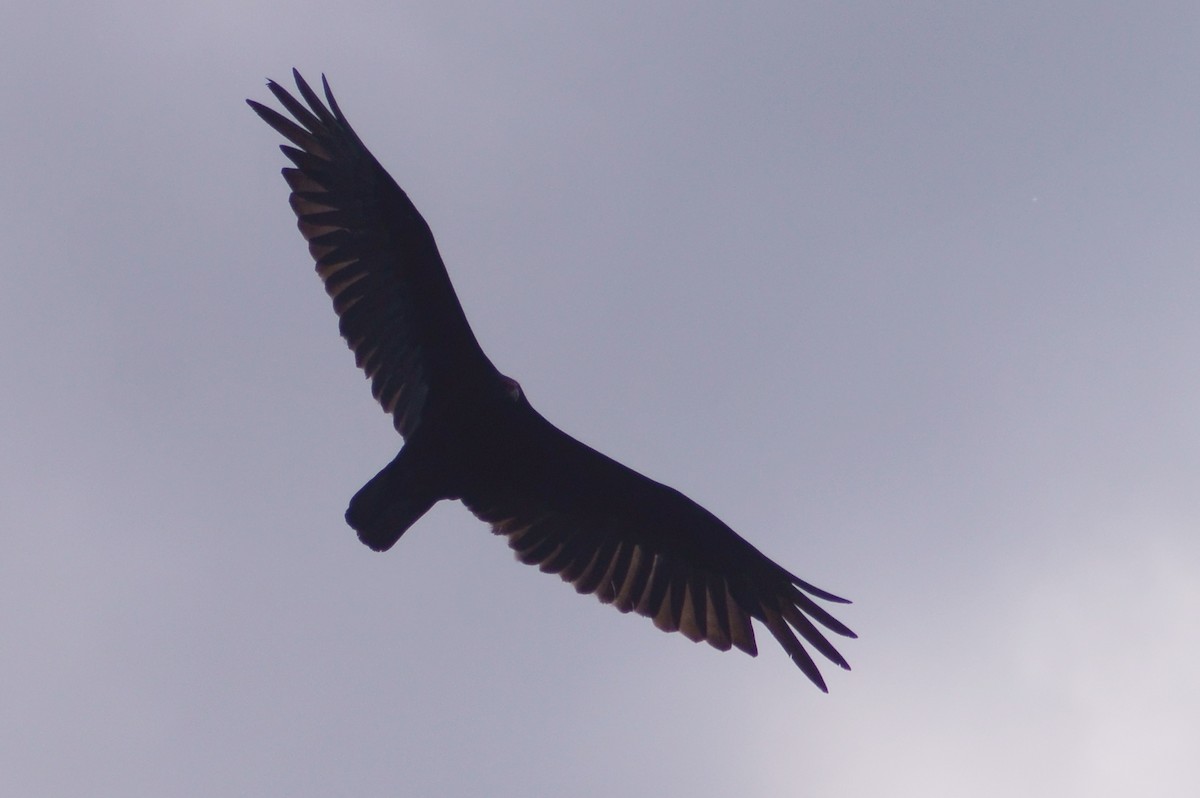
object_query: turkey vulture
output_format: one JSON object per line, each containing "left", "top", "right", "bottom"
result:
{"left": 249, "top": 70, "right": 855, "bottom": 690}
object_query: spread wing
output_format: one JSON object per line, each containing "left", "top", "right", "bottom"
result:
{"left": 248, "top": 70, "right": 495, "bottom": 439}
{"left": 463, "top": 413, "right": 856, "bottom": 691}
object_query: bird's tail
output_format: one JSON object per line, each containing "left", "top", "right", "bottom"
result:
{"left": 345, "top": 448, "right": 437, "bottom": 552}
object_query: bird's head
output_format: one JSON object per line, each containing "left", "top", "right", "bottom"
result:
{"left": 499, "top": 374, "right": 524, "bottom": 402}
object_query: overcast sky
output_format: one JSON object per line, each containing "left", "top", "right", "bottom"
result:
{"left": 3, "top": 2, "right": 1199, "bottom": 796}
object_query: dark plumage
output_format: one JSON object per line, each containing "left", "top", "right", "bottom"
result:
{"left": 249, "top": 70, "right": 855, "bottom": 690}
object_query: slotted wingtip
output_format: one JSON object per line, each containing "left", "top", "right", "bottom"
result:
{"left": 290, "top": 67, "right": 310, "bottom": 92}
{"left": 253, "top": 76, "right": 285, "bottom": 100}
{"left": 792, "top": 575, "right": 853, "bottom": 605}
{"left": 251, "top": 69, "right": 320, "bottom": 106}
{"left": 321, "top": 74, "right": 340, "bottom": 115}
{"left": 797, "top": 657, "right": 829, "bottom": 693}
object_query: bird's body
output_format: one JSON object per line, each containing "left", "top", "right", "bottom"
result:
{"left": 249, "top": 71, "right": 855, "bottom": 690}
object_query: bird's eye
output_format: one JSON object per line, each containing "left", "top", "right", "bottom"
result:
{"left": 500, "top": 375, "right": 523, "bottom": 401}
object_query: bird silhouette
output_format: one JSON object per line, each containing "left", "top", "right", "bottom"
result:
{"left": 249, "top": 70, "right": 855, "bottom": 690}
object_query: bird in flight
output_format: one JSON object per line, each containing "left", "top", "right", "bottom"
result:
{"left": 248, "top": 71, "right": 855, "bottom": 690}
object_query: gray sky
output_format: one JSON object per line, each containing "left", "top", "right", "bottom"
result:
{"left": 3, "top": 2, "right": 1199, "bottom": 796}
